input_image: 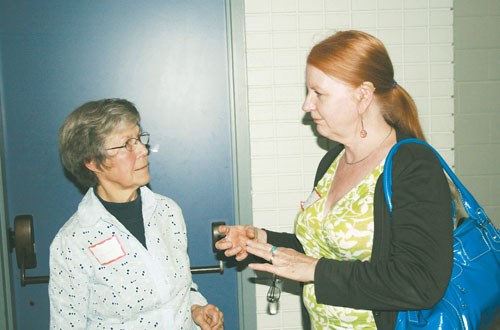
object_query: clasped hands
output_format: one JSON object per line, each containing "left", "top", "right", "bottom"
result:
{"left": 192, "top": 304, "right": 224, "bottom": 330}
{"left": 214, "top": 225, "right": 318, "bottom": 283}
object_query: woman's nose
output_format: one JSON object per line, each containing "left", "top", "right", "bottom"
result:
{"left": 302, "top": 93, "right": 314, "bottom": 112}
{"left": 136, "top": 141, "right": 149, "bottom": 156}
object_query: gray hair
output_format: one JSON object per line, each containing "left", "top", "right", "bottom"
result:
{"left": 59, "top": 98, "right": 141, "bottom": 188}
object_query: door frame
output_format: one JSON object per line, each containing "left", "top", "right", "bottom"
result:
{"left": 0, "top": 1, "right": 255, "bottom": 330}
{"left": 0, "top": 156, "right": 15, "bottom": 330}
{"left": 226, "top": 1, "right": 257, "bottom": 329}
{"left": 0, "top": 49, "right": 16, "bottom": 330}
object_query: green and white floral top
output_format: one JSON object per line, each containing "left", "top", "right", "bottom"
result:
{"left": 295, "top": 150, "right": 384, "bottom": 329}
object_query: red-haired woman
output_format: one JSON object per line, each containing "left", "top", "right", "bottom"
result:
{"left": 216, "top": 30, "right": 452, "bottom": 329}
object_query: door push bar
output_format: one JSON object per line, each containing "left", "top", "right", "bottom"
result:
{"left": 9, "top": 215, "right": 226, "bottom": 286}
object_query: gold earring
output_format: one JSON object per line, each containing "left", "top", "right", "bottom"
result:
{"left": 360, "top": 119, "right": 367, "bottom": 138}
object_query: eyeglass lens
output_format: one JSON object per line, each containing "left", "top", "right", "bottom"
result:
{"left": 125, "top": 133, "right": 150, "bottom": 151}
{"left": 139, "top": 133, "right": 150, "bottom": 145}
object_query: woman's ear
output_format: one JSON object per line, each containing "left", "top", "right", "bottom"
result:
{"left": 84, "top": 160, "right": 100, "bottom": 173}
{"left": 356, "top": 81, "right": 376, "bottom": 113}
{"left": 359, "top": 81, "right": 375, "bottom": 99}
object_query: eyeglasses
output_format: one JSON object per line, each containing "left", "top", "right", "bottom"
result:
{"left": 105, "top": 132, "right": 150, "bottom": 152}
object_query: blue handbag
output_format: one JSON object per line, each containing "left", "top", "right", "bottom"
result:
{"left": 384, "top": 138, "right": 500, "bottom": 330}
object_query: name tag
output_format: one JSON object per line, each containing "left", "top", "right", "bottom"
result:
{"left": 88, "top": 235, "right": 126, "bottom": 265}
{"left": 300, "top": 188, "right": 321, "bottom": 210}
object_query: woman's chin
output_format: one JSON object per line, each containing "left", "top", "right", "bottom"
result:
{"left": 315, "top": 125, "right": 333, "bottom": 139}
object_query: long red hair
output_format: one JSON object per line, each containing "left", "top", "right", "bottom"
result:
{"left": 307, "top": 30, "right": 425, "bottom": 140}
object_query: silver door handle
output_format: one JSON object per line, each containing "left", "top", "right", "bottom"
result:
{"left": 190, "top": 260, "right": 224, "bottom": 274}
{"left": 187, "top": 221, "right": 227, "bottom": 274}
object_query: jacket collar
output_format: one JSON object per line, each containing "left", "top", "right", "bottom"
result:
{"left": 77, "top": 186, "right": 155, "bottom": 228}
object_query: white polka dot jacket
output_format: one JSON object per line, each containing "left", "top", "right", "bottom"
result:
{"left": 49, "top": 186, "right": 207, "bottom": 329}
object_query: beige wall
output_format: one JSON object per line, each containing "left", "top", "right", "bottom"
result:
{"left": 243, "top": 0, "right": 454, "bottom": 329}
{"left": 454, "top": 0, "right": 500, "bottom": 227}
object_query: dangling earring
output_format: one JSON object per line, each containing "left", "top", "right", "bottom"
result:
{"left": 360, "top": 119, "right": 367, "bottom": 138}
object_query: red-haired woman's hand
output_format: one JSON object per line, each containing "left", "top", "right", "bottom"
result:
{"left": 214, "top": 225, "right": 267, "bottom": 261}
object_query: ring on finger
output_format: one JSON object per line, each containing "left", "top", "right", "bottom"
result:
{"left": 270, "top": 245, "right": 278, "bottom": 257}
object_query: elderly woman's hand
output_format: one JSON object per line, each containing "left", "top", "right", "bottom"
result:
{"left": 214, "top": 225, "right": 266, "bottom": 261}
{"left": 191, "top": 304, "right": 224, "bottom": 330}
{"left": 246, "top": 240, "right": 318, "bottom": 283}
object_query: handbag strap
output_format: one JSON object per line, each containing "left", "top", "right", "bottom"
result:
{"left": 383, "top": 138, "right": 488, "bottom": 223}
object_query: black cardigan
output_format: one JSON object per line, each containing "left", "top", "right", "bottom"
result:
{"left": 266, "top": 133, "right": 453, "bottom": 329}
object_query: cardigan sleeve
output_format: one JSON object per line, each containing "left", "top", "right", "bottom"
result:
{"left": 313, "top": 143, "right": 454, "bottom": 311}
{"left": 265, "top": 230, "right": 305, "bottom": 253}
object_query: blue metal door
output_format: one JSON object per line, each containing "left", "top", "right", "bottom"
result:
{"left": 0, "top": 1, "right": 238, "bottom": 329}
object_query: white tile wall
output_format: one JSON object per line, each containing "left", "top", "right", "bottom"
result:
{"left": 454, "top": 0, "right": 500, "bottom": 225}
{"left": 243, "top": 0, "right": 454, "bottom": 328}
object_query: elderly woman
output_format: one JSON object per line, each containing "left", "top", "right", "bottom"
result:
{"left": 216, "top": 30, "right": 453, "bottom": 329}
{"left": 49, "top": 98, "right": 223, "bottom": 329}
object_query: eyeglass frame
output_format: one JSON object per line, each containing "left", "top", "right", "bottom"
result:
{"left": 105, "top": 132, "right": 150, "bottom": 152}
